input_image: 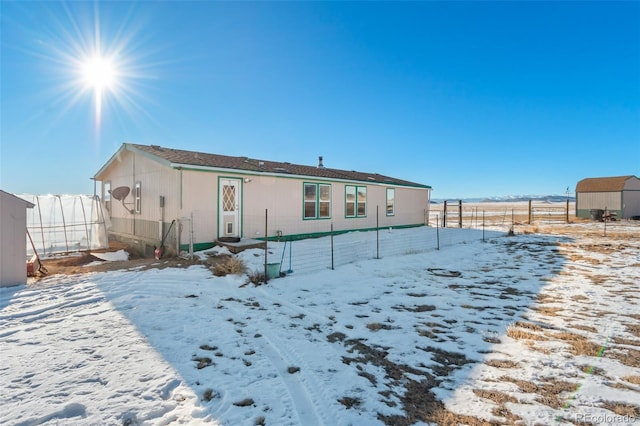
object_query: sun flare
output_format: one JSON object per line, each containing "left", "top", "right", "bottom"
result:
{"left": 82, "top": 54, "right": 116, "bottom": 91}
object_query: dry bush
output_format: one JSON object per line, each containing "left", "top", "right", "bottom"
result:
{"left": 213, "top": 256, "right": 247, "bottom": 276}
{"left": 485, "top": 359, "right": 519, "bottom": 369}
{"left": 601, "top": 401, "right": 640, "bottom": 417}
{"left": 624, "top": 375, "right": 640, "bottom": 385}
{"left": 247, "top": 269, "right": 266, "bottom": 285}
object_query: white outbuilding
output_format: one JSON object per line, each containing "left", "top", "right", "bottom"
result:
{"left": 1, "top": 190, "right": 34, "bottom": 287}
{"left": 575, "top": 175, "right": 640, "bottom": 220}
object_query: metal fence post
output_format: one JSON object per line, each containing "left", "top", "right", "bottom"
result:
{"left": 482, "top": 210, "right": 485, "bottom": 242}
{"left": 330, "top": 223, "right": 334, "bottom": 270}
{"left": 436, "top": 214, "right": 440, "bottom": 250}
{"left": 376, "top": 205, "right": 380, "bottom": 259}
{"left": 264, "top": 209, "right": 268, "bottom": 283}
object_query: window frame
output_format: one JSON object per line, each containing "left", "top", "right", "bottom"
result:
{"left": 103, "top": 181, "right": 111, "bottom": 212}
{"left": 386, "top": 188, "right": 395, "bottom": 216}
{"left": 345, "top": 185, "right": 367, "bottom": 218}
{"left": 134, "top": 181, "right": 142, "bottom": 214}
{"left": 303, "top": 182, "right": 331, "bottom": 220}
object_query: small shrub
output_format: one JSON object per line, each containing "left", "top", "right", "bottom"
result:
{"left": 213, "top": 256, "right": 246, "bottom": 276}
{"left": 247, "top": 269, "right": 266, "bottom": 285}
{"left": 202, "top": 388, "right": 216, "bottom": 401}
{"left": 233, "top": 398, "right": 254, "bottom": 407}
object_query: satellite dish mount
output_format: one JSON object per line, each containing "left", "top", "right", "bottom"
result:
{"left": 110, "top": 186, "right": 135, "bottom": 214}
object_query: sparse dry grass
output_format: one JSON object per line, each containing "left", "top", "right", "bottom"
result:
{"left": 506, "top": 324, "right": 547, "bottom": 341}
{"left": 624, "top": 323, "right": 640, "bottom": 338}
{"left": 552, "top": 331, "right": 602, "bottom": 357}
{"left": 485, "top": 359, "right": 519, "bottom": 369}
{"left": 502, "top": 376, "right": 576, "bottom": 409}
{"left": 601, "top": 401, "right": 640, "bottom": 417}
{"left": 570, "top": 324, "right": 598, "bottom": 333}
{"left": 531, "top": 306, "right": 564, "bottom": 316}
{"left": 367, "top": 322, "right": 399, "bottom": 331}
{"left": 473, "top": 389, "right": 518, "bottom": 404}
{"left": 624, "top": 376, "right": 640, "bottom": 385}
{"left": 609, "top": 347, "right": 640, "bottom": 368}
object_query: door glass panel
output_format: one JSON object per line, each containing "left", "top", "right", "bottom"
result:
{"left": 223, "top": 185, "right": 236, "bottom": 212}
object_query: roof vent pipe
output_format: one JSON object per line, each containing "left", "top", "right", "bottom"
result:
{"left": 318, "top": 156, "right": 324, "bottom": 168}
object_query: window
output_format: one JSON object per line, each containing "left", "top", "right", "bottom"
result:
{"left": 134, "top": 181, "right": 141, "bottom": 213}
{"left": 386, "top": 188, "right": 395, "bottom": 216}
{"left": 346, "top": 185, "right": 367, "bottom": 218}
{"left": 103, "top": 181, "right": 111, "bottom": 212}
{"left": 303, "top": 183, "right": 331, "bottom": 219}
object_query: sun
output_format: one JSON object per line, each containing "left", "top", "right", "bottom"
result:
{"left": 80, "top": 52, "right": 119, "bottom": 125}
{"left": 82, "top": 54, "right": 116, "bottom": 91}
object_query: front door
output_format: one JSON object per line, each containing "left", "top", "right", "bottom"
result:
{"left": 219, "top": 178, "right": 241, "bottom": 239}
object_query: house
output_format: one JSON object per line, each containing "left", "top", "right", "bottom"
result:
{"left": 575, "top": 175, "right": 640, "bottom": 220}
{"left": 94, "top": 144, "right": 431, "bottom": 256}
{"left": 1, "top": 190, "right": 35, "bottom": 287}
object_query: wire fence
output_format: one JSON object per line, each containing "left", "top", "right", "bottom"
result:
{"left": 428, "top": 200, "right": 575, "bottom": 230}
{"left": 242, "top": 210, "right": 505, "bottom": 279}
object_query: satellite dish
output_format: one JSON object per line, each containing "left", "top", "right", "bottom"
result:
{"left": 109, "top": 186, "right": 135, "bottom": 214}
{"left": 110, "top": 186, "right": 130, "bottom": 201}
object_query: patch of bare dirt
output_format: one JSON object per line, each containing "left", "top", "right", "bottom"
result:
{"left": 34, "top": 240, "right": 233, "bottom": 278}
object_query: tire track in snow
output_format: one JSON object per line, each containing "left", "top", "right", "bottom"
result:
{"left": 223, "top": 300, "right": 338, "bottom": 426}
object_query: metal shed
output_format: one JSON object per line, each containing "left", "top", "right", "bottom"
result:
{"left": 575, "top": 175, "right": 640, "bottom": 220}
{"left": 1, "top": 190, "right": 34, "bottom": 287}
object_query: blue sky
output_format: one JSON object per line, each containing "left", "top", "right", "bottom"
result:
{"left": 1, "top": 1, "right": 638, "bottom": 199}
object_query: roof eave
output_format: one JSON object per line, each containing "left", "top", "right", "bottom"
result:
{"left": 94, "top": 143, "right": 172, "bottom": 180}
{"left": 171, "top": 163, "right": 431, "bottom": 189}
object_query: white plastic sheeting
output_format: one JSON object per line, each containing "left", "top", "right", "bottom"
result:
{"left": 18, "top": 194, "right": 110, "bottom": 257}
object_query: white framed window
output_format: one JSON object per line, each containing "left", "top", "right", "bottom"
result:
{"left": 103, "top": 181, "right": 111, "bottom": 212}
{"left": 134, "top": 181, "right": 142, "bottom": 213}
{"left": 346, "top": 185, "right": 367, "bottom": 218}
{"left": 303, "top": 183, "right": 331, "bottom": 219}
{"left": 386, "top": 188, "right": 395, "bottom": 216}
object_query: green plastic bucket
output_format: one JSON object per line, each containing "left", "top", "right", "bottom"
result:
{"left": 266, "top": 263, "right": 281, "bottom": 279}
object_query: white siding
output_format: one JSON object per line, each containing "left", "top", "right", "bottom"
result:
{"left": 1, "top": 192, "right": 30, "bottom": 287}
{"left": 577, "top": 192, "right": 621, "bottom": 210}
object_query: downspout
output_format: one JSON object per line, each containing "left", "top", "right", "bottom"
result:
{"left": 132, "top": 153, "right": 136, "bottom": 236}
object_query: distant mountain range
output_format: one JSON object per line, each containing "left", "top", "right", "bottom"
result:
{"left": 431, "top": 195, "right": 575, "bottom": 204}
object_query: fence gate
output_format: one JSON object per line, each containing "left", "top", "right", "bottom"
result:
{"left": 443, "top": 200, "right": 463, "bottom": 228}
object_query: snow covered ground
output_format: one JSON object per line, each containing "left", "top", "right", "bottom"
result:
{"left": 1, "top": 223, "right": 639, "bottom": 425}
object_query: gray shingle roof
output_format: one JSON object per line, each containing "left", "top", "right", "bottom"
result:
{"left": 128, "top": 144, "right": 430, "bottom": 188}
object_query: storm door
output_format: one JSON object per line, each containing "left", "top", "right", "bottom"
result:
{"left": 218, "top": 178, "right": 242, "bottom": 238}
